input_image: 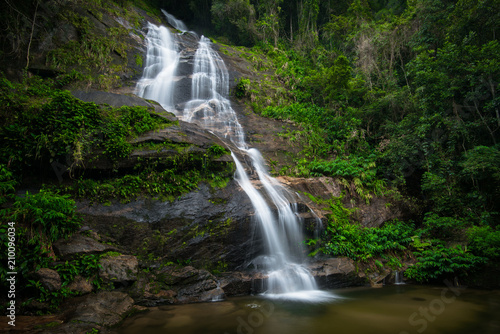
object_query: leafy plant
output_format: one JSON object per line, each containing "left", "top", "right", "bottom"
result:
{"left": 10, "top": 190, "right": 81, "bottom": 248}
{"left": 0, "top": 164, "right": 16, "bottom": 205}
{"left": 405, "top": 243, "right": 485, "bottom": 283}
{"left": 467, "top": 226, "right": 500, "bottom": 259}
{"left": 234, "top": 77, "right": 251, "bottom": 98}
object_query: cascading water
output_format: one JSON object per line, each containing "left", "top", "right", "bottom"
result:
{"left": 161, "top": 9, "right": 189, "bottom": 33}
{"left": 137, "top": 11, "right": 331, "bottom": 301}
{"left": 180, "top": 36, "right": 246, "bottom": 147}
{"left": 394, "top": 271, "right": 405, "bottom": 285}
{"left": 135, "top": 22, "right": 179, "bottom": 110}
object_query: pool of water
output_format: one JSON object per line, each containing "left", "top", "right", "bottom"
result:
{"left": 113, "top": 285, "right": 500, "bottom": 334}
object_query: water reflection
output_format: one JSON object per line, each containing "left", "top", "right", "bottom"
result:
{"left": 114, "top": 285, "right": 500, "bottom": 334}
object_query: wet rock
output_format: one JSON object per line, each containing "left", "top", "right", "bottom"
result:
{"left": 53, "top": 234, "right": 117, "bottom": 259}
{"left": 99, "top": 254, "right": 139, "bottom": 285}
{"left": 35, "top": 268, "right": 61, "bottom": 292}
{"left": 77, "top": 181, "right": 258, "bottom": 271}
{"left": 308, "top": 258, "right": 366, "bottom": 289}
{"left": 131, "top": 266, "right": 224, "bottom": 305}
{"left": 158, "top": 266, "right": 224, "bottom": 303}
{"left": 129, "top": 120, "right": 227, "bottom": 149}
{"left": 67, "top": 275, "right": 94, "bottom": 295}
{"left": 219, "top": 271, "right": 268, "bottom": 296}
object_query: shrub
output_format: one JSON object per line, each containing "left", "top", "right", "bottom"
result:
{"left": 10, "top": 190, "right": 82, "bottom": 247}
{"left": 405, "top": 243, "right": 485, "bottom": 282}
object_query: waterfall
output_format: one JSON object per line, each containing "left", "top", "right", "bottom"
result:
{"left": 136, "top": 11, "right": 331, "bottom": 301}
{"left": 161, "top": 9, "right": 189, "bottom": 33}
{"left": 394, "top": 271, "right": 405, "bottom": 285}
{"left": 180, "top": 36, "right": 246, "bottom": 148}
{"left": 135, "top": 22, "right": 179, "bottom": 110}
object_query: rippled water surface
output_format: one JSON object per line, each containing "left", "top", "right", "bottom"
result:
{"left": 114, "top": 285, "right": 500, "bottom": 334}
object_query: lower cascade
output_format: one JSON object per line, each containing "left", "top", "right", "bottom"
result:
{"left": 136, "top": 11, "right": 331, "bottom": 301}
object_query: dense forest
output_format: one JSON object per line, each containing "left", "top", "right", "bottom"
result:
{"left": 1, "top": 0, "right": 499, "bottom": 318}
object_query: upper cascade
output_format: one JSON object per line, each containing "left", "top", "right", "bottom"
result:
{"left": 136, "top": 10, "right": 332, "bottom": 301}
{"left": 135, "top": 22, "right": 179, "bottom": 110}
{"left": 161, "top": 9, "right": 189, "bottom": 33}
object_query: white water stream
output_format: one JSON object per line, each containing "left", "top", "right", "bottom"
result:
{"left": 136, "top": 12, "right": 330, "bottom": 301}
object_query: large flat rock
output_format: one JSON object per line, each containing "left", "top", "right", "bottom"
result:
{"left": 53, "top": 234, "right": 117, "bottom": 258}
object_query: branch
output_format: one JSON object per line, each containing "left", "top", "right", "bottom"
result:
{"left": 26, "top": 0, "right": 39, "bottom": 70}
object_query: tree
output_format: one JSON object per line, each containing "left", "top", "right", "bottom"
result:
{"left": 211, "top": 0, "right": 256, "bottom": 45}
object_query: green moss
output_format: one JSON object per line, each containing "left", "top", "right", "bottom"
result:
{"left": 208, "top": 198, "right": 228, "bottom": 205}
{"left": 135, "top": 54, "right": 143, "bottom": 67}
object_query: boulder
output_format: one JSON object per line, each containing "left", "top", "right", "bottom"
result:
{"left": 308, "top": 258, "right": 365, "bottom": 289}
{"left": 67, "top": 275, "right": 94, "bottom": 295}
{"left": 35, "top": 268, "right": 61, "bottom": 292}
{"left": 36, "top": 292, "right": 138, "bottom": 334}
{"left": 158, "top": 266, "right": 224, "bottom": 303}
{"left": 99, "top": 254, "right": 139, "bottom": 284}
{"left": 219, "top": 271, "right": 268, "bottom": 296}
{"left": 70, "top": 291, "right": 134, "bottom": 327}
{"left": 130, "top": 265, "right": 224, "bottom": 305}
{"left": 53, "top": 234, "right": 117, "bottom": 259}
{"left": 130, "top": 275, "right": 178, "bottom": 306}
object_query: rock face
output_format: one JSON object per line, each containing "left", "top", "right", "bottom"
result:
{"left": 99, "top": 254, "right": 139, "bottom": 285}
{"left": 35, "top": 268, "right": 62, "bottom": 292}
{"left": 77, "top": 181, "right": 259, "bottom": 271}
{"left": 279, "top": 176, "right": 407, "bottom": 228}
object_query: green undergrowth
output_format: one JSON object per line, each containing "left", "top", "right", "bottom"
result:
{"left": 305, "top": 192, "right": 498, "bottom": 284}
{"left": 0, "top": 74, "right": 233, "bottom": 204}
{"left": 26, "top": 253, "right": 104, "bottom": 312}
{"left": 0, "top": 184, "right": 105, "bottom": 312}
{"left": 56, "top": 152, "right": 233, "bottom": 204}
{"left": 0, "top": 73, "right": 177, "bottom": 174}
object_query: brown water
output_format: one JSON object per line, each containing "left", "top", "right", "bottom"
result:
{"left": 114, "top": 285, "right": 500, "bottom": 334}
